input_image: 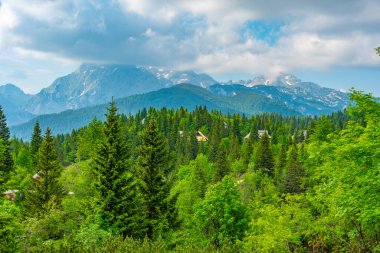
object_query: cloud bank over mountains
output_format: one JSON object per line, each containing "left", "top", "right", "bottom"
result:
{"left": 0, "top": 0, "right": 379, "bottom": 93}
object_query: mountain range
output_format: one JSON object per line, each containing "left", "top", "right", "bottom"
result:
{"left": 0, "top": 63, "right": 350, "bottom": 138}
{"left": 11, "top": 83, "right": 300, "bottom": 140}
{"left": 24, "top": 64, "right": 217, "bottom": 115}
{"left": 0, "top": 84, "right": 35, "bottom": 126}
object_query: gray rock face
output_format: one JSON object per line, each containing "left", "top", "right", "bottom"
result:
{"left": 24, "top": 64, "right": 217, "bottom": 115}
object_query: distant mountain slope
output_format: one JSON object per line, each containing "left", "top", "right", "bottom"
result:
{"left": 0, "top": 84, "right": 35, "bottom": 126}
{"left": 0, "top": 84, "right": 33, "bottom": 105}
{"left": 24, "top": 64, "right": 217, "bottom": 115}
{"left": 11, "top": 84, "right": 298, "bottom": 139}
{"left": 3, "top": 67, "right": 349, "bottom": 128}
{"left": 212, "top": 74, "right": 349, "bottom": 115}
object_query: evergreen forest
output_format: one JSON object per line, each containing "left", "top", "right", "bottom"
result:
{"left": 0, "top": 90, "right": 379, "bottom": 252}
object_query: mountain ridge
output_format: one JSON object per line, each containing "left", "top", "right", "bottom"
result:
{"left": 1, "top": 65, "right": 349, "bottom": 128}
{"left": 24, "top": 63, "right": 218, "bottom": 115}
{"left": 0, "top": 83, "right": 35, "bottom": 126}
{"left": 11, "top": 83, "right": 300, "bottom": 140}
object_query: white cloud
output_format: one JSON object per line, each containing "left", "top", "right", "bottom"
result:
{"left": 115, "top": 0, "right": 380, "bottom": 76}
{"left": 0, "top": 0, "right": 379, "bottom": 88}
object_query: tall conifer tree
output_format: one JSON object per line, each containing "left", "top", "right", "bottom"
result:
{"left": 274, "top": 143, "right": 288, "bottom": 186}
{"left": 25, "top": 128, "right": 64, "bottom": 215}
{"left": 229, "top": 133, "right": 241, "bottom": 162}
{"left": 0, "top": 106, "right": 13, "bottom": 184}
{"left": 92, "top": 100, "right": 145, "bottom": 237}
{"left": 243, "top": 130, "right": 255, "bottom": 166}
{"left": 214, "top": 142, "right": 230, "bottom": 182}
{"left": 254, "top": 131, "right": 274, "bottom": 175}
{"left": 30, "top": 121, "right": 43, "bottom": 166}
{"left": 137, "top": 118, "right": 170, "bottom": 238}
{"left": 284, "top": 141, "right": 305, "bottom": 194}
{"left": 208, "top": 120, "right": 221, "bottom": 162}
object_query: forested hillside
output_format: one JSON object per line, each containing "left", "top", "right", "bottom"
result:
{"left": 11, "top": 84, "right": 298, "bottom": 140}
{"left": 0, "top": 91, "right": 379, "bottom": 252}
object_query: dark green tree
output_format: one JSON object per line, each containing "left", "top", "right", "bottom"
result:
{"left": 25, "top": 128, "right": 64, "bottom": 215}
{"left": 30, "top": 121, "right": 43, "bottom": 166}
{"left": 92, "top": 100, "right": 145, "bottom": 237}
{"left": 214, "top": 142, "right": 230, "bottom": 182}
{"left": 274, "top": 143, "right": 288, "bottom": 185}
{"left": 229, "top": 133, "right": 241, "bottom": 162}
{"left": 137, "top": 118, "right": 170, "bottom": 239}
{"left": 284, "top": 141, "right": 304, "bottom": 194}
{"left": 0, "top": 106, "right": 13, "bottom": 184}
{"left": 231, "top": 114, "right": 242, "bottom": 143}
{"left": 208, "top": 120, "right": 221, "bottom": 162}
{"left": 243, "top": 129, "right": 255, "bottom": 166}
{"left": 254, "top": 131, "right": 274, "bottom": 175}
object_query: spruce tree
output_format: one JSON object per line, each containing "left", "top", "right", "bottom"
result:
{"left": 254, "top": 131, "right": 274, "bottom": 175}
{"left": 0, "top": 106, "right": 13, "bottom": 185}
{"left": 137, "top": 118, "right": 170, "bottom": 239}
{"left": 229, "top": 133, "right": 240, "bottom": 162}
{"left": 214, "top": 142, "right": 230, "bottom": 182}
{"left": 208, "top": 121, "right": 221, "bottom": 162}
{"left": 25, "top": 128, "right": 64, "bottom": 215}
{"left": 232, "top": 114, "right": 242, "bottom": 143}
{"left": 92, "top": 100, "right": 145, "bottom": 237}
{"left": 243, "top": 130, "right": 255, "bottom": 166}
{"left": 274, "top": 143, "right": 288, "bottom": 186}
{"left": 284, "top": 141, "right": 305, "bottom": 194}
{"left": 30, "top": 121, "right": 43, "bottom": 166}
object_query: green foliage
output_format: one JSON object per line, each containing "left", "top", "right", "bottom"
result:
{"left": 30, "top": 121, "right": 42, "bottom": 166}
{"left": 214, "top": 142, "right": 230, "bottom": 182}
{"left": 138, "top": 118, "right": 170, "bottom": 239}
{"left": 0, "top": 200, "right": 22, "bottom": 253}
{"left": 0, "top": 105, "right": 13, "bottom": 185}
{"left": 170, "top": 154, "right": 213, "bottom": 225}
{"left": 2, "top": 90, "right": 379, "bottom": 252}
{"left": 243, "top": 135, "right": 254, "bottom": 166}
{"left": 194, "top": 176, "right": 249, "bottom": 249}
{"left": 284, "top": 142, "right": 305, "bottom": 194}
{"left": 60, "top": 160, "right": 95, "bottom": 199}
{"left": 274, "top": 143, "right": 287, "bottom": 187}
{"left": 25, "top": 128, "right": 64, "bottom": 216}
{"left": 76, "top": 118, "right": 104, "bottom": 161}
{"left": 254, "top": 131, "right": 274, "bottom": 175}
{"left": 75, "top": 222, "right": 111, "bottom": 250}
{"left": 311, "top": 115, "right": 334, "bottom": 142}
{"left": 92, "top": 100, "right": 145, "bottom": 237}
{"left": 228, "top": 133, "right": 241, "bottom": 162}
{"left": 244, "top": 194, "right": 312, "bottom": 252}
{"left": 306, "top": 91, "right": 380, "bottom": 251}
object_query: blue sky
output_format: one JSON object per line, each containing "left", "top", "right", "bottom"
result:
{"left": 0, "top": 0, "right": 379, "bottom": 95}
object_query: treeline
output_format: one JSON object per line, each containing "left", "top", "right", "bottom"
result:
{"left": 0, "top": 91, "right": 379, "bottom": 252}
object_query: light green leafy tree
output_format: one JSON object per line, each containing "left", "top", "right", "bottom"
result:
{"left": 0, "top": 200, "right": 22, "bottom": 252}
{"left": 194, "top": 176, "right": 249, "bottom": 249}
{"left": 308, "top": 91, "right": 380, "bottom": 251}
{"left": 244, "top": 194, "right": 312, "bottom": 253}
{"left": 170, "top": 154, "right": 213, "bottom": 225}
